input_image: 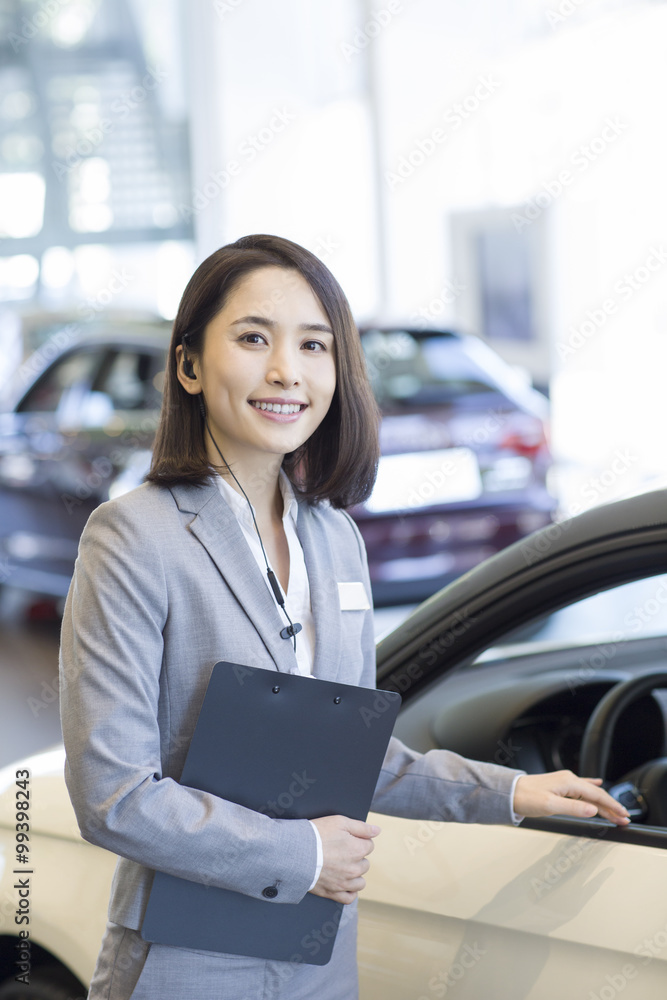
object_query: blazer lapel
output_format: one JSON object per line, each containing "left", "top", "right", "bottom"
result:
{"left": 294, "top": 500, "right": 342, "bottom": 683}
{"left": 170, "top": 482, "right": 298, "bottom": 674}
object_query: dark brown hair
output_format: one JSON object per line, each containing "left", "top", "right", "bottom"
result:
{"left": 146, "top": 234, "right": 380, "bottom": 508}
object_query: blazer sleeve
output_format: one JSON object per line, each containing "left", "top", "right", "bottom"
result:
{"left": 339, "top": 510, "right": 524, "bottom": 826}
{"left": 59, "top": 497, "right": 317, "bottom": 906}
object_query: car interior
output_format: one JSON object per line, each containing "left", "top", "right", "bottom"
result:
{"left": 393, "top": 572, "right": 667, "bottom": 829}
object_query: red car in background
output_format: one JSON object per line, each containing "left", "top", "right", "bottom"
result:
{"left": 354, "top": 327, "right": 555, "bottom": 605}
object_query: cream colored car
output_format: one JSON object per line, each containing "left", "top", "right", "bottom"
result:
{"left": 2, "top": 491, "right": 667, "bottom": 998}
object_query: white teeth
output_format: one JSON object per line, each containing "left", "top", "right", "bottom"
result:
{"left": 250, "top": 401, "right": 302, "bottom": 414}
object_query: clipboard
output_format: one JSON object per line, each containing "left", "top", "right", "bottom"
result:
{"left": 141, "top": 661, "right": 401, "bottom": 965}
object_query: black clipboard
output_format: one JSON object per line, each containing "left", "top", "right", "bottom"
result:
{"left": 141, "top": 661, "right": 401, "bottom": 965}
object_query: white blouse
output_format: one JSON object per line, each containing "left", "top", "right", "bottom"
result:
{"left": 215, "top": 469, "right": 324, "bottom": 885}
{"left": 216, "top": 469, "right": 316, "bottom": 676}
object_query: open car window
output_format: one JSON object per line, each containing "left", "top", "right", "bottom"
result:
{"left": 393, "top": 563, "right": 667, "bottom": 837}
{"left": 477, "top": 572, "right": 667, "bottom": 662}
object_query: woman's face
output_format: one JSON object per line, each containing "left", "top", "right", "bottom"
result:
{"left": 179, "top": 266, "right": 337, "bottom": 473}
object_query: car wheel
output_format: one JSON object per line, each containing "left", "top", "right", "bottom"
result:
{"left": 0, "top": 966, "right": 85, "bottom": 1000}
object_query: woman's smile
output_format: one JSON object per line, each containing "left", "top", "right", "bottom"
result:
{"left": 248, "top": 397, "right": 308, "bottom": 420}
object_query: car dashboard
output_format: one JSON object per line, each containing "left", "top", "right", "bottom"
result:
{"left": 393, "top": 633, "right": 667, "bottom": 785}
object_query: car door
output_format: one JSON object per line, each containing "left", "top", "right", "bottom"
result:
{"left": 358, "top": 498, "right": 667, "bottom": 999}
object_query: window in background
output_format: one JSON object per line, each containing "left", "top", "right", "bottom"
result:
{"left": 451, "top": 207, "right": 551, "bottom": 393}
{"left": 0, "top": 0, "right": 193, "bottom": 314}
{"left": 478, "top": 227, "right": 535, "bottom": 342}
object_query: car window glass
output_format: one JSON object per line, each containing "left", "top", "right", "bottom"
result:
{"left": 18, "top": 350, "right": 101, "bottom": 412}
{"left": 361, "top": 330, "right": 497, "bottom": 407}
{"left": 93, "top": 350, "right": 163, "bottom": 411}
{"left": 476, "top": 572, "right": 667, "bottom": 663}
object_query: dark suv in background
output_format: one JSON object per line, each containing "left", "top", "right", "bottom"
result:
{"left": 0, "top": 322, "right": 167, "bottom": 599}
{"left": 0, "top": 320, "right": 555, "bottom": 606}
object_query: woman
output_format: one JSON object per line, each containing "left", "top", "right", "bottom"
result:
{"left": 59, "top": 234, "right": 629, "bottom": 1000}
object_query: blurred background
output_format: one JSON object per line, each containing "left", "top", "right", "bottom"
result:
{"left": 1, "top": 0, "right": 667, "bottom": 762}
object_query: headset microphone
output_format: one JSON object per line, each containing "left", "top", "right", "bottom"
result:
{"left": 280, "top": 623, "right": 303, "bottom": 639}
{"left": 198, "top": 394, "right": 303, "bottom": 652}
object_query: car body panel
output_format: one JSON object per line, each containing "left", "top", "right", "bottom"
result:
{"left": 0, "top": 830, "right": 115, "bottom": 987}
{"left": 359, "top": 815, "right": 667, "bottom": 999}
{"left": 3, "top": 758, "right": 665, "bottom": 997}
{"left": 0, "top": 751, "right": 115, "bottom": 988}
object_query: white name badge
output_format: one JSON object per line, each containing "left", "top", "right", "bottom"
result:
{"left": 338, "top": 582, "right": 371, "bottom": 611}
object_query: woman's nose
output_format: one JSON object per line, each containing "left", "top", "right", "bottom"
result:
{"left": 266, "top": 347, "right": 300, "bottom": 387}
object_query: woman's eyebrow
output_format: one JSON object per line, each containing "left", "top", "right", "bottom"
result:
{"left": 301, "top": 323, "right": 334, "bottom": 335}
{"left": 230, "top": 315, "right": 333, "bottom": 334}
{"left": 230, "top": 315, "right": 274, "bottom": 328}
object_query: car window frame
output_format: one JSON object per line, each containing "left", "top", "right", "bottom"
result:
{"left": 16, "top": 346, "right": 109, "bottom": 416}
{"left": 377, "top": 527, "right": 667, "bottom": 698}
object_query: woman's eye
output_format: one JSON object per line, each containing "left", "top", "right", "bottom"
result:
{"left": 238, "top": 333, "right": 327, "bottom": 351}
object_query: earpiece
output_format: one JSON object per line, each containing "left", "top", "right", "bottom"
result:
{"left": 181, "top": 335, "right": 197, "bottom": 379}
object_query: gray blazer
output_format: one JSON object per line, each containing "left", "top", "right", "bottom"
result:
{"left": 59, "top": 480, "right": 521, "bottom": 999}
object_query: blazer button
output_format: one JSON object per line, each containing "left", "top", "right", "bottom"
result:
{"left": 262, "top": 886, "right": 278, "bottom": 899}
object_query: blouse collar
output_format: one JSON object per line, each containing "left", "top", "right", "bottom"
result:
{"left": 216, "top": 466, "right": 298, "bottom": 529}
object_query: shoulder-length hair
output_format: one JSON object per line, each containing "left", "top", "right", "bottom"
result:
{"left": 146, "top": 234, "right": 380, "bottom": 509}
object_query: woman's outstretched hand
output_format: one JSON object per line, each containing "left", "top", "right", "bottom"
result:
{"left": 514, "top": 771, "right": 631, "bottom": 825}
{"left": 309, "top": 815, "right": 381, "bottom": 904}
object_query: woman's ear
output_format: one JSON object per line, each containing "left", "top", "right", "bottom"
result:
{"left": 175, "top": 344, "right": 201, "bottom": 394}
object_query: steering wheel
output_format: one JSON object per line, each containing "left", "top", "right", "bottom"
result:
{"left": 579, "top": 671, "right": 667, "bottom": 825}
